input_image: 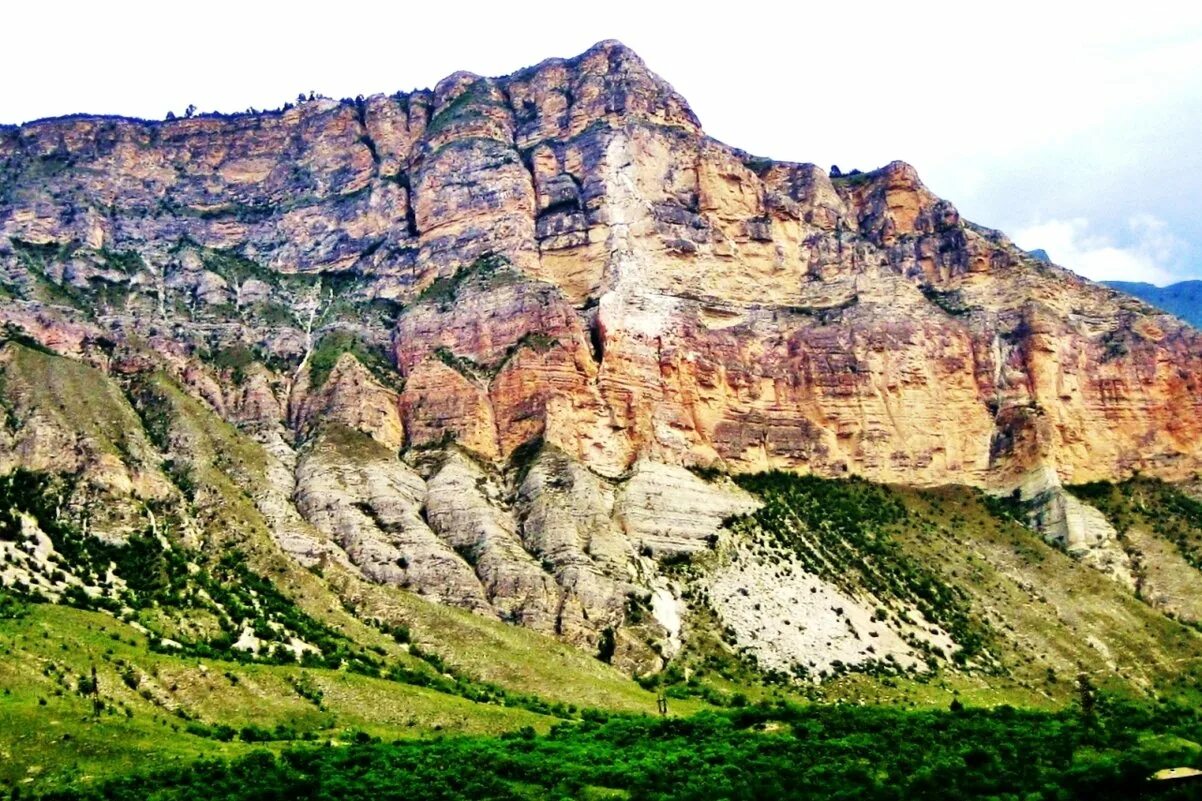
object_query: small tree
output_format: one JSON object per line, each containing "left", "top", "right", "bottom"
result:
{"left": 77, "top": 665, "right": 99, "bottom": 697}
{"left": 1077, "top": 672, "right": 1096, "bottom": 723}
{"left": 78, "top": 664, "right": 103, "bottom": 718}
{"left": 596, "top": 627, "right": 616, "bottom": 664}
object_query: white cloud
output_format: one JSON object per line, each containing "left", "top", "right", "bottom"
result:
{"left": 1012, "top": 215, "right": 1192, "bottom": 286}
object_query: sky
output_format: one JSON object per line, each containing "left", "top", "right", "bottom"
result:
{"left": 3, "top": 1, "right": 1200, "bottom": 286}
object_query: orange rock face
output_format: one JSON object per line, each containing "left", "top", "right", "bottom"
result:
{"left": 2, "top": 38, "right": 1200, "bottom": 493}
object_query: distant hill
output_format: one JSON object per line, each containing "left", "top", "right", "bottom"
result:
{"left": 1105, "top": 280, "right": 1202, "bottom": 327}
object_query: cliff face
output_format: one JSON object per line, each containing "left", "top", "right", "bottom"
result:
{"left": 3, "top": 40, "right": 1201, "bottom": 676}
{"left": 4, "top": 40, "right": 1197, "bottom": 489}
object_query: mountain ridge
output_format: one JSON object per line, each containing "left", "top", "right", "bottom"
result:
{"left": 1105, "top": 279, "right": 1202, "bottom": 328}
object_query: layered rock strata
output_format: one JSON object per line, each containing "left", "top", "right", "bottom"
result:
{"left": 2, "top": 40, "right": 1200, "bottom": 673}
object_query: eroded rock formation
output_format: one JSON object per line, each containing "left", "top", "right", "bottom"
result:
{"left": 2, "top": 40, "right": 1200, "bottom": 676}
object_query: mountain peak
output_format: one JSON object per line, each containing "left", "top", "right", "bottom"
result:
{"left": 582, "top": 38, "right": 643, "bottom": 60}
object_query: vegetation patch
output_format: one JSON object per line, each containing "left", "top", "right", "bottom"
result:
{"left": 741, "top": 155, "right": 774, "bottom": 175}
{"left": 415, "top": 253, "right": 513, "bottom": 310}
{"left": 0, "top": 322, "right": 56, "bottom": 355}
{"left": 0, "top": 469, "right": 579, "bottom": 723}
{"left": 95, "top": 248, "right": 146, "bottom": 275}
{"left": 0, "top": 468, "right": 375, "bottom": 670}
{"left": 1100, "top": 330, "right": 1131, "bottom": 362}
{"left": 307, "top": 330, "right": 401, "bottom": 391}
{"left": 920, "top": 284, "right": 972, "bottom": 317}
{"left": 31, "top": 699, "right": 1202, "bottom": 800}
{"left": 830, "top": 168, "right": 876, "bottom": 188}
{"left": 8, "top": 238, "right": 89, "bottom": 310}
{"left": 1069, "top": 478, "right": 1202, "bottom": 572}
{"left": 205, "top": 344, "right": 258, "bottom": 384}
{"left": 194, "top": 247, "right": 279, "bottom": 288}
{"left": 728, "top": 472, "right": 994, "bottom": 668}
{"left": 424, "top": 81, "right": 506, "bottom": 138}
{"left": 434, "top": 332, "right": 559, "bottom": 384}
{"left": 434, "top": 346, "right": 487, "bottom": 382}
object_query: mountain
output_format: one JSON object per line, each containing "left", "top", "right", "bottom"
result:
{"left": 4, "top": 41, "right": 1202, "bottom": 789}
{"left": 1105, "top": 279, "right": 1202, "bottom": 327}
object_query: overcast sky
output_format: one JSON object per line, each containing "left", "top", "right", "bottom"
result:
{"left": 4, "top": 1, "right": 1199, "bottom": 285}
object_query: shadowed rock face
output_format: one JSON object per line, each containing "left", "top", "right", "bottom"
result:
{"left": 2, "top": 40, "right": 1201, "bottom": 673}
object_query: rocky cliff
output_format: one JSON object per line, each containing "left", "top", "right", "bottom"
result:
{"left": 3, "top": 40, "right": 1202, "bottom": 680}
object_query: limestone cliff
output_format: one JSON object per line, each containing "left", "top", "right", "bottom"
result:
{"left": 5, "top": 41, "right": 1196, "bottom": 490}
{"left": 2, "top": 40, "right": 1201, "bottom": 678}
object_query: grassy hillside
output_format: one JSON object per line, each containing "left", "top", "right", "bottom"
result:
{"left": 0, "top": 603, "right": 550, "bottom": 791}
{"left": 885, "top": 483, "right": 1202, "bottom": 700}
{"left": 655, "top": 473, "right": 1202, "bottom": 709}
{"left": 0, "top": 344, "right": 687, "bottom": 793}
{"left": 10, "top": 466, "right": 1202, "bottom": 793}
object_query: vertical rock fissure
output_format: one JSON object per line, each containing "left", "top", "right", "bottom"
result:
{"left": 588, "top": 313, "right": 605, "bottom": 366}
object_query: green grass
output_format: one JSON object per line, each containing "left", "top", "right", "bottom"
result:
{"left": 829, "top": 169, "right": 876, "bottom": 188}
{"left": 307, "top": 331, "right": 401, "bottom": 391}
{"left": 9, "top": 239, "right": 89, "bottom": 310}
{"left": 121, "top": 370, "right": 671, "bottom": 717}
{"left": 0, "top": 605, "right": 550, "bottom": 792}
{"left": 0, "top": 349, "right": 677, "bottom": 731}
{"left": 28, "top": 696, "right": 1202, "bottom": 800}
{"left": 6, "top": 241, "right": 153, "bottom": 315}
{"left": 664, "top": 471, "right": 1202, "bottom": 707}
{"left": 0, "top": 342, "right": 158, "bottom": 465}
{"left": 1, "top": 324, "right": 56, "bottom": 355}
{"left": 889, "top": 484, "right": 1202, "bottom": 699}
{"left": 424, "top": 81, "right": 506, "bottom": 138}
{"left": 11, "top": 340, "right": 1202, "bottom": 796}
{"left": 0, "top": 353, "right": 694, "bottom": 795}
{"left": 321, "top": 564, "right": 683, "bottom": 717}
